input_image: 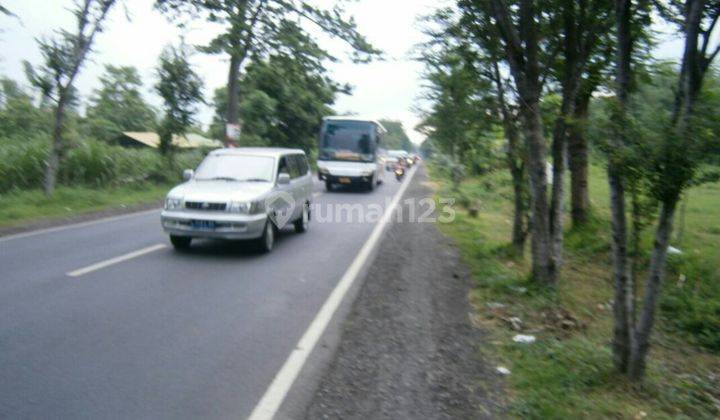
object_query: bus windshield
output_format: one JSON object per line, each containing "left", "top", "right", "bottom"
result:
{"left": 319, "top": 120, "right": 376, "bottom": 162}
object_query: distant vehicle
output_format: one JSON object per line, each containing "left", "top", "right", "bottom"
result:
{"left": 394, "top": 166, "right": 405, "bottom": 181}
{"left": 317, "top": 117, "right": 386, "bottom": 191}
{"left": 387, "top": 149, "right": 414, "bottom": 169}
{"left": 386, "top": 150, "right": 407, "bottom": 170}
{"left": 161, "top": 148, "right": 313, "bottom": 253}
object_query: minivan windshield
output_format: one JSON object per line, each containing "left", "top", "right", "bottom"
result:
{"left": 319, "top": 120, "right": 376, "bottom": 162}
{"left": 194, "top": 154, "right": 275, "bottom": 182}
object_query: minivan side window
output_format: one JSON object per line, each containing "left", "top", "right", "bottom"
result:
{"left": 286, "top": 154, "right": 301, "bottom": 179}
{"left": 295, "top": 154, "right": 309, "bottom": 175}
{"left": 278, "top": 156, "right": 289, "bottom": 177}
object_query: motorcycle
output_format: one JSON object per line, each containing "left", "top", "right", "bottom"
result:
{"left": 394, "top": 166, "right": 405, "bottom": 182}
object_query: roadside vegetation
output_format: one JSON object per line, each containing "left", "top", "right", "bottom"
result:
{"left": 417, "top": 0, "right": 720, "bottom": 416}
{"left": 430, "top": 163, "right": 720, "bottom": 418}
{"left": 0, "top": 1, "right": 418, "bottom": 228}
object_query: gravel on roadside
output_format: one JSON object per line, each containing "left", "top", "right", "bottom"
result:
{"left": 305, "top": 167, "right": 505, "bottom": 419}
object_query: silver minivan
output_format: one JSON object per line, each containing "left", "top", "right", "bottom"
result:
{"left": 161, "top": 148, "right": 313, "bottom": 252}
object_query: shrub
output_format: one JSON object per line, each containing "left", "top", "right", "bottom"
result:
{"left": 0, "top": 136, "right": 205, "bottom": 192}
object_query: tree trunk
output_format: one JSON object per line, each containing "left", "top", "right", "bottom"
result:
{"left": 493, "top": 62, "right": 527, "bottom": 255}
{"left": 511, "top": 166, "right": 527, "bottom": 253}
{"left": 225, "top": 53, "right": 241, "bottom": 147}
{"left": 44, "top": 96, "right": 66, "bottom": 196}
{"left": 610, "top": 0, "right": 633, "bottom": 373}
{"left": 628, "top": 199, "right": 677, "bottom": 380}
{"left": 569, "top": 93, "right": 591, "bottom": 226}
{"left": 548, "top": 0, "right": 582, "bottom": 279}
{"left": 609, "top": 165, "right": 633, "bottom": 373}
{"left": 549, "top": 91, "right": 574, "bottom": 277}
{"left": 524, "top": 102, "right": 554, "bottom": 284}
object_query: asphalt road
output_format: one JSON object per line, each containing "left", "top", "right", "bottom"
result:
{"left": 0, "top": 175, "right": 404, "bottom": 419}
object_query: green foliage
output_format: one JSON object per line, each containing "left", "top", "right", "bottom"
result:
{"left": 0, "top": 78, "right": 53, "bottom": 138}
{"left": 155, "top": 43, "right": 204, "bottom": 155}
{"left": 430, "top": 164, "right": 720, "bottom": 418}
{"left": 84, "top": 65, "right": 157, "bottom": 142}
{"left": 0, "top": 183, "right": 175, "bottom": 229}
{"left": 154, "top": 0, "right": 381, "bottom": 64}
{"left": 0, "top": 136, "right": 204, "bottom": 193}
{"left": 378, "top": 120, "right": 412, "bottom": 151}
{"left": 209, "top": 26, "right": 342, "bottom": 152}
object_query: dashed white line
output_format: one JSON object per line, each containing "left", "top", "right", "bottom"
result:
{"left": 247, "top": 166, "right": 417, "bottom": 420}
{"left": 66, "top": 243, "right": 167, "bottom": 277}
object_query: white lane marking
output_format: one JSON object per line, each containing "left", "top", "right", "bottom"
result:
{"left": 248, "top": 166, "right": 417, "bottom": 420}
{"left": 66, "top": 243, "right": 167, "bottom": 277}
{"left": 0, "top": 208, "right": 161, "bottom": 243}
{"left": 312, "top": 192, "right": 323, "bottom": 198}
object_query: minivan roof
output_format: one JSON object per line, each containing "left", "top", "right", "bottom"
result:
{"left": 209, "top": 147, "right": 305, "bottom": 158}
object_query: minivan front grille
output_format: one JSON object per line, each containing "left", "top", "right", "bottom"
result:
{"left": 185, "top": 201, "right": 227, "bottom": 211}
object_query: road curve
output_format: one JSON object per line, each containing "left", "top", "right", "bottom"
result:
{"left": 0, "top": 176, "right": 404, "bottom": 419}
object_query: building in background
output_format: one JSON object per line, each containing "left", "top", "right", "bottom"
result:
{"left": 117, "top": 132, "right": 223, "bottom": 149}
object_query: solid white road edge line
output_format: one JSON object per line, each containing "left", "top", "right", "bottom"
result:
{"left": 66, "top": 243, "right": 167, "bottom": 277}
{"left": 248, "top": 166, "right": 418, "bottom": 420}
{"left": 0, "top": 208, "right": 161, "bottom": 243}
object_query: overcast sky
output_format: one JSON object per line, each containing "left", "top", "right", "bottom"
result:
{"left": 0, "top": 0, "right": 689, "bottom": 145}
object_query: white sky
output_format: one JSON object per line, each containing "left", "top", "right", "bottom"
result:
{"left": 0, "top": 0, "right": 688, "bottom": 145}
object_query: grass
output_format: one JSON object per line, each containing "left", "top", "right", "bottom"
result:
{"left": 430, "top": 163, "right": 720, "bottom": 419}
{"left": 0, "top": 183, "right": 173, "bottom": 229}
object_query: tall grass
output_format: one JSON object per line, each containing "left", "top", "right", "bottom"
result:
{"left": 429, "top": 162, "right": 720, "bottom": 418}
{"left": 0, "top": 135, "right": 206, "bottom": 192}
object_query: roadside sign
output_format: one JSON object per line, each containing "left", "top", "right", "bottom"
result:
{"left": 226, "top": 123, "right": 241, "bottom": 141}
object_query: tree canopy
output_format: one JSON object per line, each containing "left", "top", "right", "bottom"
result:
{"left": 85, "top": 65, "right": 157, "bottom": 142}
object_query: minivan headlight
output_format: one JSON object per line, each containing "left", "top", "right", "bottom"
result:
{"left": 228, "top": 201, "right": 265, "bottom": 214}
{"left": 228, "top": 201, "right": 251, "bottom": 214}
{"left": 164, "top": 197, "right": 183, "bottom": 210}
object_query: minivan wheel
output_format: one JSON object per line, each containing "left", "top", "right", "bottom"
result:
{"left": 257, "top": 221, "right": 275, "bottom": 253}
{"left": 170, "top": 235, "right": 192, "bottom": 250}
{"left": 294, "top": 203, "right": 310, "bottom": 233}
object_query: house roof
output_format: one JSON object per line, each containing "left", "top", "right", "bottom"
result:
{"left": 121, "top": 132, "right": 223, "bottom": 149}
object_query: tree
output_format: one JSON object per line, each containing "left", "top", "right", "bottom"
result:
{"left": 459, "top": 0, "right": 558, "bottom": 284}
{"left": 24, "top": 0, "right": 118, "bottom": 196}
{"left": 155, "top": 43, "right": 204, "bottom": 156}
{"left": 209, "top": 22, "right": 346, "bottom": 150}
{"left": 0, "top": 78, "right": 52, "bottom": 138}
{"left": 623, "top": 0, "right": 720, "bottom": 381}
{"left": 155, "top": 0, "right": 381, "bottom": 146}
{"left": 418, "top": 6, "right": 529, "bottom": 253}
{"left": 85, "top": 65, "right": 156, "bottom": 142}
{"left": 379, "top": 120, "right": 413, "bottom": 151}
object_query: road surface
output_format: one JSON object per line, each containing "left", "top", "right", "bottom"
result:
{"left": 0, "top": 175, "right": 404, "bottom": 419}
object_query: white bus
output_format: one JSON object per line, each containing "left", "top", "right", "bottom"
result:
{"left": 317, "top": 117, "right": 386, "bottom": 191}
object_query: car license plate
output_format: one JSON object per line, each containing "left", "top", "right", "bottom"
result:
{"left": 191, "top": 220, "right": 216, "bottom": 230}
{"left": 338, "top": 177, "right": 351, "bottom": 184}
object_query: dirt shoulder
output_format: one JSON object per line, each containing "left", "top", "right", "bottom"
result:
{"left": 304, "top": 167, "right": 505, "bottom": 419}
